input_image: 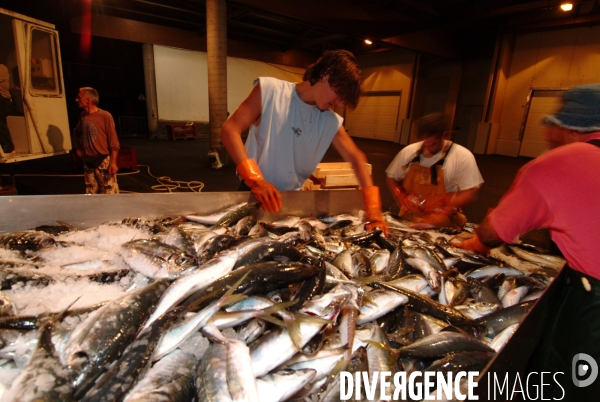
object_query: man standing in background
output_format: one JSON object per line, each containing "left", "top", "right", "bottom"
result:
{"left": 0, "top": 63, "right": 15, "bottom": 155}
{"left": 72, "top": 87, "right": 120, "bottom": 194}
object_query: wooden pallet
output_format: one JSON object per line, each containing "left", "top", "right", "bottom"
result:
{"left": 302, "top": 162, "right": 371, "bottom": 190}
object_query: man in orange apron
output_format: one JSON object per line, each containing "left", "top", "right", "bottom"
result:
{"left": 386, "top": 113, "right": 484, "bottom": 229}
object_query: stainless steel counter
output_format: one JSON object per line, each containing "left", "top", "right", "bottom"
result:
{"left": 0, "top": 190, "right": 365, "bottom": 233}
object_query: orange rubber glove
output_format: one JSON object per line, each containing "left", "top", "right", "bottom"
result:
{"left": 453, "top": 235, "right": 491, "bottom": 254}
{"left": 392, "top": 186, "right": 418, "bottom": 213}
{"left": 420, "top": 193, "right": 450, "bottom": 213}
{"left": 362, "top": 186, "right": 388, "bottom": 236}
{"left": 236, "top": 158, "right": 282, "bottom": 213}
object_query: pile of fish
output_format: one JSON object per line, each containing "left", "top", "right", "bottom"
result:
{"left": 0, "top": 201, "right": 565, "bottom": 401}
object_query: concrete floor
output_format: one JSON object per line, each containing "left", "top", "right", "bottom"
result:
{"left": 0, "top": 137, "right": 532, "bottom": 224}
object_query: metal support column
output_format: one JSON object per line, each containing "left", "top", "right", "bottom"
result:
{"left": 142, "top": 43, "right": 159, "bottom": 139}
{"left": 206, "top": 0, "right": 228, "bottom": 165}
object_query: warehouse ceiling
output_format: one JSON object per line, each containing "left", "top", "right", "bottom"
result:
{"left": 88, "top": 0, "right": 600, "bottom": 58}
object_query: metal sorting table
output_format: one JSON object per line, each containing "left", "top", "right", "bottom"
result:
{"left": 0, "top": 191, "right": 564, "bottom": 400}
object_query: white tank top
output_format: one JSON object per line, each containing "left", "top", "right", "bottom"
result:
{"left": 245, "top": 77, "right": 343, "bottom": 190}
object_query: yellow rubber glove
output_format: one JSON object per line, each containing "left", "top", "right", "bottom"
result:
{"left": 453, "top": 235, "right": 491, "bottom": 254}
{"left": 236, "top": 158, "right": 282, "bottom": 213}
{"left": 362, "top": 186, "right": 388, "bottom": 236}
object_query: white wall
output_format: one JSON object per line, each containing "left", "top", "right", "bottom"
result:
{"left": 154, "top": 45, "right": 304, "bottom": 122}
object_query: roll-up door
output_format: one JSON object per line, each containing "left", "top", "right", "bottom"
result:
{"left": 519, "top": 90, "right": 565, "bottom": 158}
{"left": 343, "top": 91, "right": 401, "bottom": 142}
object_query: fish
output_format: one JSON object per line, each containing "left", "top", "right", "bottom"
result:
{"left": 184, "top": 202, "right": 248, "bottom": 225}
{"left": 213, "top": 202, "right": 261, "bottom": 229}
{"left": 444, "top": 277, "right": 470, "bottom": 307}
{"left": 475, "top": 300, "right": 535, "bottom": 337}
{"left": 156, "top": 226, "right": 198, "bottom": 260}
{"left": 396, "top": 330, "right": 495, "bottom": 359}
{"left": 249, "top": 287, "right": 348, "bottom": 377}
{"left": 357, "top": 288, "right": 408, "bottom": 325}
{"left": 122, "top": 349, "right": 197, "bottom": 402}
{"left": 404, "top": 245, "right": 446, "bottom": 273}
{"left": 79, "top": 308, "right": 181, "bottom": 402}
{"left": 369, "top": 249, "right": 390, "bottom": 274}
{"left": 455, "top": 301, "right": 502, "bottom": 320}
{"left": 225, "top": 339, "right": 260, "bottom": 401}
{"left": 374, "top": 281, "right": 470, "bottom": 324}
{"left": 61, "top": 279, "right": 170, "bottom": 398}
{"left": 198, "top": 234, "right": 236, "bottom": 263}
{"left": 121, "top": 239, "right": 198, "bottom": 279}
{"left": 425, "top": 350, "right": 496, "bottom": 376}
{"left": 316, "top": 346, "right": 369, "bottom": 401}
{"left": 184, "top": 260, "right": 321, "bottom": 311}
{"left": 490, "top": 323, "right": 520, "bottom": 352}
{"left": 0, "top": 291, "right": 17, "bottom": 316}
{"left": 501, "top": 285, "right": 530, "bottom": 308}
{"left": 255, "top": 368, "right": 317, "bottom": 402}
{"left": 233, "top": 215, "right": 257, "bottom": 237}
{"left": 507, "top": 245, "right": 565, "bottom": 270}
{"left": 195, "top": 342, "right": 231, "bottom": 401}
{"left": 467, "top": 265, "right": 524, "bottom": 279}
{"left": 3, "top": 302, "right": 75, "bottom": 402}
{"left": 405, "top": 257, "right": 441, "bottom": 292}
{"left": 143, "top": 249, "right": 238, "bottom": 329}
{"left": 0, "top": 203, "right": 560, "bottom": 399}
{"left": 0, "top": 230, "right": 56, "bottom": 251}
{"left": 232, "top": 239, "right": 303, "bottom": 270}
{"left": 153, "top": 273, "right": 247, "bottom": 361}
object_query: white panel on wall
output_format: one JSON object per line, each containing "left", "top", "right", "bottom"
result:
{"left": 344, "top": 92, "right": 401, "bottom": 141}
{"left": 153, "top": 45, "right": 304, "bottom": 122}
{"left": 154, "top": 45, "right": 209, "bottom": 121}
{"left": 519, "top": 90, "right": 564, "bottom": 158}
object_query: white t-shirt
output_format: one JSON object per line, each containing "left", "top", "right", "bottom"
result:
{"left": 385, "top": 140, "right": 484, "bottom": 192}
{"left": 245, "top": 77, "right": 343, "bottom": 190}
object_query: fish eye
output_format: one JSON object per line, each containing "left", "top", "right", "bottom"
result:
{"left": 174, "top": 254, "right": 194, "bottom": 266}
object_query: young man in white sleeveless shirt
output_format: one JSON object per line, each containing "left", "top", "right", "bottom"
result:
{"left": 221, "top": 50, "right": 387, "bottom": 234}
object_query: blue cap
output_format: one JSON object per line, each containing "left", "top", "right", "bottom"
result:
{"left": 545, "top": 83, "right": 600, "bottom": 133}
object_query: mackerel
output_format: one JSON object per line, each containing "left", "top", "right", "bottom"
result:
{"left": 213, "top": 202, "right": 261, "bottom": 229}
{"left": 61, "top": 279, "right": 169, "bottom": 397}
{"left": 123, "top": 349, "right": 197, "bottom": 402}
{"left": 143, "top": 249, "right": 237, "bottom": 329}
{"left": 79, "top": 308, "right": 180, "bottom": 402}
{"left": 255, "top": 368, "right": 317, "bottom": 402}
{"left": 249, "top": 287, "right": 348, "bottom": 377}
{"left": 4, "top": 305, "right": 74, "bottom": 402}
{"left": 184, "top": 202, "right": 247, "bottom": 225}
{"left": 508, "top": 245, "right": 565, "bottom": 270}
{"left": 121, "top": 239, "right": 198, "bottom": 279}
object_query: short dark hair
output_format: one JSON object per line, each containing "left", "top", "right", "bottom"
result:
{"left": 303, "top": 50, "right": 362, "bottom": 110}
{"left": 80, "top": 87, "right": 99, "bottom": 106}
{"left": 417, "top": 112, "right": 448, "bottom": 138}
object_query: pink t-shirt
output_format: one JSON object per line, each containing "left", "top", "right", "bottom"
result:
{"left": 490, "top": 133, "right": 600, "bottom": 279}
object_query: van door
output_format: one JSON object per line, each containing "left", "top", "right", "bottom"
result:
{"left": 12, "top": 19, "right": 71, "bottom": 157}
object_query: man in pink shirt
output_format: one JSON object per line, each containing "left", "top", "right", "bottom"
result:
{"left": 456, "top": 83, "right": 600, "bottom": 399}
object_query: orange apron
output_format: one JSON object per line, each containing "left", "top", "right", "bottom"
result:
{"left": 400, "top": 142, "right": 467, "bottom": 229}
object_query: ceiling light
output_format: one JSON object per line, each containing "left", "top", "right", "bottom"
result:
{"left": 560, "top": 3, "right": 573, "bottom": 11}
{"left": 364, "top": 39, "right": 372, "bottom": 45}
